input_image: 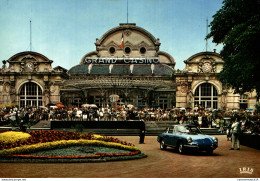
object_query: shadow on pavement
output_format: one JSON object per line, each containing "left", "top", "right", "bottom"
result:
{"left": 161, "top": 148, "right": 221, "bottom": 157}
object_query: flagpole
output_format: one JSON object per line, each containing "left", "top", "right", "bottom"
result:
{"left": 206, "top": 18, "right": 208, "bottom": 52}
{"left": 30, "top": 19, "right": 32, "bottom": 52}
{"left": 127, "top": 0, "right": 128, "bottom": 24}
{"left": 123, "top": 33, "right": 125, "bottom": 57}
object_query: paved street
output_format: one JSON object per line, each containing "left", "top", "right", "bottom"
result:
{"left": 0, "top": 135, "right": 259, "bottom": 178}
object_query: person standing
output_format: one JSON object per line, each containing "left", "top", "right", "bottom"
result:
{"left": 216, "top": 116, "right": 220, "bottom": 131}
{"left": 198, "top": 114, "right": 202, "bottom": 128}
{"left": 202, "top": 113, "right": 208, "bottom": 127}
{"left": 226, "top": 119, "right": 232, "bottom": 141}
{"left": 220, "top": 118, "right": 225, "bottom": 133}
{"left": 207, "top": 113, "right": 212, "bottom": 128}
{"left": 230, "top": 118, "right": 241, "bottom": 150}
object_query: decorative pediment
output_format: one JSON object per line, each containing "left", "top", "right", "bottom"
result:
{"left": 124, "top": 41, "right": 134, "bottom": 47}
{"left": 199, "top": 56, "right": 215, "bottom": 63}
{"left": 19, "top": 54, "right": 38, "bottom": 62}
{"left": 137, "top": 41, "right": 149, "bottom": 48}
{"left": 104, "top": 41, "right": 120, "bottom": 48}
{"left": 185, "top": 52, "right": 223, "bottom": 64}
{"left": 7, "top": 52, "right": 53, "bottom": 64}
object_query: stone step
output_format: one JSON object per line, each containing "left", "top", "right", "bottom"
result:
{"left": 0, "top": 127, "right": 223, "bottom": 136}
{"left": 52, "top": 128, "right": 224, "bottom": 136}
{"left": 0, "top": 120, "right": 223, "bottom": 136}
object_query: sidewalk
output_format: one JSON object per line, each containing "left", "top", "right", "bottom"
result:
{"left": 1, "top": 135, "right": 259, "bottom": 178}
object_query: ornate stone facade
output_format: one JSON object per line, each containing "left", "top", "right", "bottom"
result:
{"left": 62, "top": 23, "right": 176, "bottom": 108}
{"left": 175, "top": 51, "right": 257, "bottom": 110}
{"left": 0, "top": 52, "right": 68, "bottom": 107}
{"left": 0, "top": 24, "right": 257, "bottom": 110}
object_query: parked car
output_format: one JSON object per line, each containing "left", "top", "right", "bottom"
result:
{"left": 157, "top": 125, "right": 218, "bottom": 154}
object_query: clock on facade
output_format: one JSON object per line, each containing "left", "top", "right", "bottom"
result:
{"left": 202, "top": 62, "right": 212, "bottom": 73}
{"left": 26, "top": 62, "right": 34, "bottom": 72}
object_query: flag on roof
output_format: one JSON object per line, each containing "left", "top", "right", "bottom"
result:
{"left": 120, "top": 33, "right": 124, "bottom": 48}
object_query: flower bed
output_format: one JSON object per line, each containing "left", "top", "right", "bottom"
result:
{"left": 0, "top": 130, "right": 146, "bottom": 163}
{"left": 0, "top": 130, "right": 134, "bottom": 150}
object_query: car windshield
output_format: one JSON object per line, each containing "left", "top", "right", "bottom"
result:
{"left": 177, "top": 126, "right": 201, "bottom": 134}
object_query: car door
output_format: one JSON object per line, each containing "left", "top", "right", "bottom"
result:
{"left": 170, "top": 126, "right": 179, "bottom": 147}
{"left": 165, "top": 126, "right": 175, "bottom": 146}
{"left": 164, "top": 126, "right": 174, "bottom": 146}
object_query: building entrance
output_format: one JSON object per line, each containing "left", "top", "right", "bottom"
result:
{"left": 194, "top": 83, "right": 218, "bottom": 109}
{"left": 19, "top": 82, "right": 43, "bottom": 108}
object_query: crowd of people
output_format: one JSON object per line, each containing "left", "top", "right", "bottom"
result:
{"left": 0, "top": 104, "right": 259, "bottom": 134}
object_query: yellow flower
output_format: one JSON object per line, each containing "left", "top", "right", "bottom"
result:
{"left": 92, "top": 134, "right": 104, "bottom": 139}
{"left": 0, "top": 131, "right": 31, "bottom": 144}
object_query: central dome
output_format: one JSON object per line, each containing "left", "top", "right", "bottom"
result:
{"left": 78, "top": 23, "right": 175, "bottom": 66}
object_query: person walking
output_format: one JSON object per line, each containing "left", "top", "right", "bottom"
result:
{"left": 230, "top": 117, "right": 241, "bottom": 150}
{"left": 226, "top": 119, "right": 232, "bottom": 141}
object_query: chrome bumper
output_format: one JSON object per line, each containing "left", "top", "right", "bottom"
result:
{"left": 184, "top": 143, "right": 218, "bottom": 150}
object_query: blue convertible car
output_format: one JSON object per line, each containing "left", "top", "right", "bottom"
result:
{"left": 157, "top": 125, "right": 218, "bottom": 154}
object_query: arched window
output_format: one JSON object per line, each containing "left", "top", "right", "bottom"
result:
{"left": 194, "top": 83, "right": 218, "bottom": 109}
{"left": 19, "top": 82, "right": 43, "bottom": 108}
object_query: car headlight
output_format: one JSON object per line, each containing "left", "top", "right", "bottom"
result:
{"left": 213, "top": 137, "right": 218, "bottom": 143}
{"left": 187, "top": 137, "right": 192, "bottom": 143}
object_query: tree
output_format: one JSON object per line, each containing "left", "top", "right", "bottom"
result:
{"left": 207, "top": 0, "right": 260, "bottom": 100}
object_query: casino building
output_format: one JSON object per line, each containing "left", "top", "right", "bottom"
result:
{"left": 0, "top": 23, "right": 257, "bottom": 110}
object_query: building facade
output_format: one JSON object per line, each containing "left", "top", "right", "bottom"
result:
{"left": 175, "top": 51, "right": 258, "bottom": 110}
{"left": 61, "top": 23, "right": 176, "bottom": 109}
{"left": 0, "top": 23, "right": 257, "bottom": 110}
{"left": 0, "top": 52, "right": 68, "bottom": 107}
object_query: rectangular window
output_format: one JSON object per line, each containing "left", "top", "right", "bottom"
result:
{"left": 194, "top": 101, "right": 199, "bottom": 106}
{"left": 26, "top": 100, "right": 31, "bottom": 106}
{"left": 20, "top": 100, "right": 25, "bottom": 108}
{"left": 26, "top": 96, "right": 37, "bottom": 100}
{"left": 206, "top": 101, "right": 211, "bottom": 108}
{"left": 159, "top": 96, "right": 167, "bottom": 99}
{"left": 201, "top": 97, "right": 211, "bottom": 100}
{"left": 32, "top": 100, "right": 37, "bottom": 106}
{"left": 202, "top": 101, "right": 206, "bottom": 108}
{"left": 213, "top": 102, "right": 218, "bottom": 109}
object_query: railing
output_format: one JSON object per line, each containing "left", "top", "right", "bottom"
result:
{"left": 50, "top": 120, "right": 146, "bottom": 144}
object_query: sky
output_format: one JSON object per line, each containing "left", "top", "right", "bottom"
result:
{"left": 0, "top": 0, "right": 223, "bottom": 70}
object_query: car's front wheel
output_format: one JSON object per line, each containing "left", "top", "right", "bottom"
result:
{"left": 178, "top": 141, "right": 185, "bottom": 154}
{"left": 160, "top": 139, "right": 167, "bottom": 150}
